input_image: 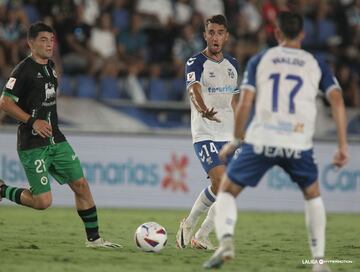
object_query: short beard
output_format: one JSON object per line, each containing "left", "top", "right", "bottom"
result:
{"left": 208, "top": 48, "right": 222, "bottom": 56}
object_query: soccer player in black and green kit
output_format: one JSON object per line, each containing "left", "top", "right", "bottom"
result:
{"left": 0, "top": 22, "right": 121, "bottom": 249}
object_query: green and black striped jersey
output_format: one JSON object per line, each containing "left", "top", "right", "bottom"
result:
{"left": 2, "top": 56, "right": 66, "bottom": 150}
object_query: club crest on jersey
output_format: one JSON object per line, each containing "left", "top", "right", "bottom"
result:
{"left": 5, "top": 77, "right": 16, "bottom": 90}
{"left": 227, "top": 68, "right": 235, "bottom": 79}
{"left": 209, "top": 72, "right": 215, "bottom": 78}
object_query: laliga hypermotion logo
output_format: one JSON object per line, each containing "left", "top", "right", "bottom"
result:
{"left": 161, "top": 154, "right": 189, "bottom": 192}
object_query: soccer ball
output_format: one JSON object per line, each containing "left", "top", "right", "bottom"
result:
{"left": 134, "top": 222, "right": 167, "bottom": 253}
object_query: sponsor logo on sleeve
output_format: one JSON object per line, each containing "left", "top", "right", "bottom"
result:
{"left": 5, "top": 77, "right": 16, "bottom": 90}
{"left": 187, "top": 72, "right": 195, "bottom": 83}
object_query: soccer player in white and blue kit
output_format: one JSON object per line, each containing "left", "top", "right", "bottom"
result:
{"left": 204, "top": 12, "right": 349, "bottom": 271}
{"left": 176, "top": 15, "right": 240, "bottom": 250}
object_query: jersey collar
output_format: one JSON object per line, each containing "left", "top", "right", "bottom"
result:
{"left": 201, "top": 52, "right": 224, "bottom": 64}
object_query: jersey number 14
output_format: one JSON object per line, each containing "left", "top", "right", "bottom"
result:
{"left": 269, "top": 73, "right": 303, "bottom": 114}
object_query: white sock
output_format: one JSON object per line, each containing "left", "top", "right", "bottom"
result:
{"left": 215, "top": 192, "right": 237, "bottom": 241}
{"left": 186, "top": 185, "right": 216, "bottom": 226}
{"left": 305, "top": 197, "right": 326, "bottom": 258}
{"left": 195, "top": 202, "right": 216, "bottom": 239}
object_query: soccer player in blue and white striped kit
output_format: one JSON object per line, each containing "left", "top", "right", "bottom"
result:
{"left": 176, "top": 15, "right": 240, "bottom": 250}
{"left": 204, "top": 11, "right": 349, "bottom": 272}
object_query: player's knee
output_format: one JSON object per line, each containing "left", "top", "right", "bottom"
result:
{"left": 304, "top": 191, "right": 321, "bottom": 200}
{"left": 302, "top": 181, "right": 321, "bottom": 200}
{"left": 71, "top": 178, "right": 90, "bottom": 194}
{"left": 33, "top": 197, "right": 52, "bottom": 210}
{"left": 210, "top": 180, "right": 221, "bottom": 194}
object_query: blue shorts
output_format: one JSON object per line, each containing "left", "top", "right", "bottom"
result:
{"left": 227, "top": 143, "right": 318, "bottom": 188}
{"left": 194, "top": 140, "right": 235, "bottom": 174}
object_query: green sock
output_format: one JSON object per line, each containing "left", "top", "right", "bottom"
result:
{"left": 78, "top": 206, "right": 100, "bottom": 241}
{"left": 0, "top": 185, "right": 24, "bottom": 204}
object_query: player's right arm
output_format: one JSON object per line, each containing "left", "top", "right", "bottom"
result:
{"left": 186, "top": 56, "right": 220, "bottom": 123}
{"left": 0, "top": 96, "right": 52, "bottom": 138}
{"left": 0, "top": 66, "right": 52, "bottom": 138}
{"left": 188, "top": 83, "right": 220, "bottom": 122}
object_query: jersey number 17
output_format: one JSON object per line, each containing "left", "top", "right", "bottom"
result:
{"left": 269, "top": 73, "right": 303, "bottom": 114}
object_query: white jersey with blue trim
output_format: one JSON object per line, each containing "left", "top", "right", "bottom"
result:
{"left": 186, "top": 52, "right": 240, "bottom": 143}
{"left": 241, "top": 46, "right": 341, "bottom": 149}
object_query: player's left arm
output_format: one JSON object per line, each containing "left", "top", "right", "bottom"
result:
{"left": 317, "top": 57, "right": 349, "bottom": 168}
{"left": 327, "top": 89, "right": 349, "bottom": 168}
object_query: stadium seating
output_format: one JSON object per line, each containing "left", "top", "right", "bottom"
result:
{"left": 99, "top": 77, "right": 121, "bottom": 99}
{"left": 76, "top": 75, "right": 98, "bottom": 98}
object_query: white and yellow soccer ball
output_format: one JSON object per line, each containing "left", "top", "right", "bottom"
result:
{"left": 134, "top": 222, "right": 167, "bottom": 253}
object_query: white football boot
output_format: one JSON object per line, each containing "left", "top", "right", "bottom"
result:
{"left": 85, "top": 237, "right": 122, "bottom": 249}
{"left": 203, "top": 235, "right": 235, "bottom": 269}
{"left": 176, "top": 218, "right": 194, "bottom": 249}
{"left": 191, "top": 235, "right": 216, "bottom": 250}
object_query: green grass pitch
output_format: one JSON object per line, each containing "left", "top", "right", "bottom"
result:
{"left": 0, "top": 206, "right": 358, "bottom": 272}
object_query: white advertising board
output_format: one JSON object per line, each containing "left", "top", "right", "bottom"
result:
{"left": 0, "top": 132, "right": 359, "bottom": 212}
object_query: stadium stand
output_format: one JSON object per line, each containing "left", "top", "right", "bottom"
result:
{"left": 0, "top": 0, "right": 359, "bottom": 138}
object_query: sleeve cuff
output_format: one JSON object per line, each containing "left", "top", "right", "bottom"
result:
{"left": 2, "top": 91, "right": 19, "bottom": 102}
{"left": 240, "top": 84, "right": 256, "bottom": 92}
{"left": 186, "top": 80, "right": 201, "bottom": 89}
{"left": 325, "top": 85, "right": 341, "bottom": 97}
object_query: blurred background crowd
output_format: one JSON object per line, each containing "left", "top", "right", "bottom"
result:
{"left": 0, "top": 0, "right": 359, "bottom": 128}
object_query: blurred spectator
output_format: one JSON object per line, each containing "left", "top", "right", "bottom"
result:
{"left": 136, "top": 0, "right": 174, "bottom": 26}
{"left": 194, "top": 0, "right": 225, "bottom": 18}
{"left": 112, "top": 0, "right": 130, "bottom": 31}
{"left": 174, "top": 0, "right": 193, "bottom": 25}
{"left": 0, "top": 7, "right": 28, "bottom": 67}
{"left": 90, "top": 12, "right": 117, "bottom": 60}
{"left": 189, "top": 11, "right": 205, "bottom": 33}
{"left": 344, "top": 0, "right": 360, "bottom": 75}
{"left": 337, "top": 63, "right": 360, "bottom": 107}
{"left": 0, "top": 0, "right": 359, "bottom": 111}
{"left": 262, "top": 0, "right": 287, "bottom": 45}
{"left": 302, "top": 0, "right": 341, "bottom": 61}
{"left": 118, "top": 13, "right": 147, "bottom": 103}
{"left": 172, "top": 24, "right": 204, "bottom": 68}
{"left": 23, "top": 0, "right": 40, "bottom": 23}
{"left": 81, "top": 0, "right": 100, "bottom": 26}
{"left": 55, "top": 3, "right": 96, "bottom": 74}
{"left": 147, "top": 64, "right": 168, "bottom": 101}
{"left": 241, "top": 0, "right": 263, "bottom": 34}
{"left": 118, "top": 13, "right": 147, "bottom": 60}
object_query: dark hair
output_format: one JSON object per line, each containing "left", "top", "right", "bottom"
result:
{"left": 277, "top": 11, "right": 303, "bottom": 39}
{"left": 28, "top": 22, "right": 54, "bottom": 40}
{"left": 205, "top": 14, "right": 228, "bottom": 30}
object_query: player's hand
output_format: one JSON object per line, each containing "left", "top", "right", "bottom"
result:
{"left": 332, "top": 146, "right": 349, "bottom": 168}
{"left": 33, "top": 120, "right": 52, "bottom": 138}
{"left": 201, "top": 107, "right": 221, "bottom": 123}
{"left": 219, "top": 142, "right": 238, "bottom": 162}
